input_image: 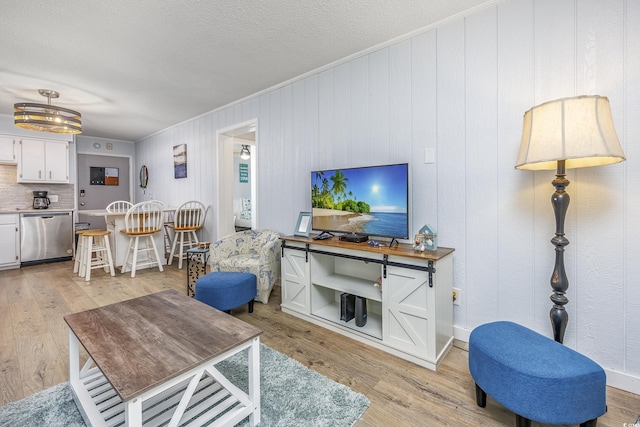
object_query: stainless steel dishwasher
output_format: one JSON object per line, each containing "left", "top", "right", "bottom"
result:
{"left": 20, "top": 211, "right": 74, "bottom": 265}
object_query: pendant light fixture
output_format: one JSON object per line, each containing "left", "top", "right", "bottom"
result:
{"left": 14, "top": 89, "right": 82, "bottom": 134}
{"left": 240, "top": 144, "right": 251, "bottom": 160}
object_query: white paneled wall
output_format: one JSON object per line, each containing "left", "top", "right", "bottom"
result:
{"left": 136, "top": 0, "right": 640, "bottom": 391}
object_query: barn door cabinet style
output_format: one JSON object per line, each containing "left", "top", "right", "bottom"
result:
{"left": 17, "top": 138, "right": 69, "bottom": 183}
{"left": 280, "top": 236, "right": 454, "bottom": 370}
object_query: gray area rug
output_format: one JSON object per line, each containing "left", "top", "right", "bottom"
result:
{"left": 0, "top": 343, "right": 369, "bottom": 427}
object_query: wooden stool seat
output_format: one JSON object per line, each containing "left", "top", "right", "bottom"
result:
{"left": 79, "top": 229, "right": 115, "bottom": 281}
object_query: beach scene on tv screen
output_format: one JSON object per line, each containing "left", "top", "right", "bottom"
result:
{"left": 311, "top": 164, "right": 408, "bottom": 237}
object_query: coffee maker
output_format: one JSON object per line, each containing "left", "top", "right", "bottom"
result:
{"left": 32, "top": 190, "right": 50, "bottom": 209}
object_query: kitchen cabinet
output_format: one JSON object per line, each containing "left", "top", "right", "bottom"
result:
{"left": 0, "top": 135, "right": 16, "bottom": 164}
{"left": 0, "top": 214, "right": 20, "bottom": 270}
{"left": 17, "top": 138, "right": 69, "bottom": 183}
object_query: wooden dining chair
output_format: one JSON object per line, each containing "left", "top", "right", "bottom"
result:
{"left": 167, "top": 201, "right": 206, "bottom": 269}
{"left": 120, "top": 200, "right": 165, "bottom": 277}
{"left": 106, "top": 200, "right": 133, "bottom": 213}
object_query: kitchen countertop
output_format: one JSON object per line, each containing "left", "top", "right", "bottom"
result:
{"left": 81, "top": 207, "right": 176, "bottom": 216}
{"left": 0, "top": 208, "right": 74, "bottom": 214}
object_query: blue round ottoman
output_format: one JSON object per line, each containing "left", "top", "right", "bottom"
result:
{"left": 195, "top": 271, "right": 256, "bottom": 313}
{"left": 469, "top": 321, "right": 606, "bottom": 427}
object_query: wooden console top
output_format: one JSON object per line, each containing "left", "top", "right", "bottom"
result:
{"left": 64, "top": 289, "right": 262, "bottom": 401}
{"left": 280, "top": 235, "right": 454, "bottom": 262}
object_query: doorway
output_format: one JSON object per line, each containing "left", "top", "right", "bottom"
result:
{"left": 216, "top": 119, "right": 257, "bottom": 239}
{"left": 77, "top": 154, "right": 131, "bottom": 229}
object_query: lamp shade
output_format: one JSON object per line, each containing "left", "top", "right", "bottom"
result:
{"left": 515, "top": 95, "right": 625, "bottom": 171}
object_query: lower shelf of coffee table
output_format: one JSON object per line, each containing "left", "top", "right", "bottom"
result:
{"left": 71, "top": 363, "right": 252, "bottom": 427}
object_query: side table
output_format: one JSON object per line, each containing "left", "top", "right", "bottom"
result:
{"left": 186, "top": 247, "right": 210, "bottom": 297}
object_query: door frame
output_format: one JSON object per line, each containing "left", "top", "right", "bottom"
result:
{"left": 216, "top": 119, "right": 257, "bottom": 239}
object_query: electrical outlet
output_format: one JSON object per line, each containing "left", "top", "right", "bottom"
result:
{"left": 453, "top": 287, "right": 461, "bottom": 306}
{"left": 49, "top": 195, "right": 59, "bottom": 203}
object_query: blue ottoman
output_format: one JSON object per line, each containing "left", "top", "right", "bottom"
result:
{"left": 469, "top": 321, "right": 606, "bottom": 427}
{"left": 195, "top": 272, "right": 256, "bottom": 313}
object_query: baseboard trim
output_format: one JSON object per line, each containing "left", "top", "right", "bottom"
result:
{"left": 453, "top": 325, "right": 640, "bottom": 395}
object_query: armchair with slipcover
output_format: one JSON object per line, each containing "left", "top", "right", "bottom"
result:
{"left": 209, "top": 229, "right": 281, "bottom": 304}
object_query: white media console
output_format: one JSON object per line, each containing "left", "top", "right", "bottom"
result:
{"left": 280, "top": 236, "right": 455, "bottom": 370}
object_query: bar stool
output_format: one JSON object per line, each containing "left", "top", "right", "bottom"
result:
{"left": 73, "top": 229, "right": 88, "bottom": 275}
{"left": 79, "top": 229, "right": 115, "bottom": 281}
{"left": 121, "top": 201, "right": 165, "bottom": 277}
{"left": 74, "top": 228, "right": 102, "bottom": 276}
{"left": 167, "top": 201, "right": 206, "bottom": 269}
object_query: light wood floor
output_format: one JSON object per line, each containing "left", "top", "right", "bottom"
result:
{"left": 1, "top": 261, "right": 639, "bottom": 426}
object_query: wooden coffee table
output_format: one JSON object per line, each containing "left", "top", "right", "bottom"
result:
{"left": 64, "top": 289, "right": 262, "bottom": 426}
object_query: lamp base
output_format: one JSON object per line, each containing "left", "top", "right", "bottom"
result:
{"left": 549, "top": 160, "right": 570, "bottom": 344}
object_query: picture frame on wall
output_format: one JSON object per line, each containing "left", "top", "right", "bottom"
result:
{"left": 294, "top": 211, "right": 312, "bottom": 237}
{"left": 173, "top": 143, "right": 187, "bottom": 179}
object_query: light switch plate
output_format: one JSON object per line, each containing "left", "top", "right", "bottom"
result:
{"left": 424, "top": 148, "right": 435, "bottom": 164}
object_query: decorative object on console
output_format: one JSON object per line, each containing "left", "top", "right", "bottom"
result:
{"left": 413, "top": 234, "right": 425, "bottom": 252}
{"left": 14, "top": 89, "right": 82, "bottom": 134}
{"left": 515, "top": 95, "right": 626, "bottom": 343}
{"left": 419, "top": 224, "right": 438, "bottom": 251}
{"left": 294, "top": 211, "right": 312, "bottom": 237}
{"left": 209, "top": 229, "right": 281, "bottom": 304}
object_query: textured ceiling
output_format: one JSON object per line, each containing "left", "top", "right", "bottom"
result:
{"left": 0, "top": 1, "right": 491, "bottom": 141}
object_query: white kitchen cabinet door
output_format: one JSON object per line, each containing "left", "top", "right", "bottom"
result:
{"left": 0, "top": 135, "right": 16, "bottom": 164}
{"left": 0, "top": 214, "right": 19, "bottom": 269}
{"left": 18, "top": 138, "right": 69, "bottom": 183}
{"left": 45, "top": 140, "right": 69, "bottom": 182}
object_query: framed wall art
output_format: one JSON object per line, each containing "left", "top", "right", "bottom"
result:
{"left": 173, "top": 143, "right": 187, "bottom": 179}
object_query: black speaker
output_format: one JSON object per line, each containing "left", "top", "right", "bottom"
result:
{"left": 355, "top": 296, "right": 367, "bottom": 327}
{"left": 340, "top": 293, "right": 355, "bottom": 322}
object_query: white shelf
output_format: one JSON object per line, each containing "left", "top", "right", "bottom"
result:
{"left": 71, "top": 365, "right": 253, "bottom": 427}
{"left": 313, "top": 273, "right": 382, "bottom": 302}
{"left": 312, "top": 302, "right": 382, "bottom": 340}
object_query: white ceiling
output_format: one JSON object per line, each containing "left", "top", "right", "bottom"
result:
{"left": 1, "top": 1, "right": 491, "bottom": 142}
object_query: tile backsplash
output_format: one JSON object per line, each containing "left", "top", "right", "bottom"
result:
{"left": 0, "top": 164, "right": 75, "bottom": 210}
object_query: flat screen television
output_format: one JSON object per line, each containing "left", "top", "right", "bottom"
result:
{"left": 311, "top": 163, "right": 409, "bottom": 241}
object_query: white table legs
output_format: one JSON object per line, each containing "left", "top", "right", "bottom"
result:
{"left": 68, "top": 330, "right": 261, "bottom": 426}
